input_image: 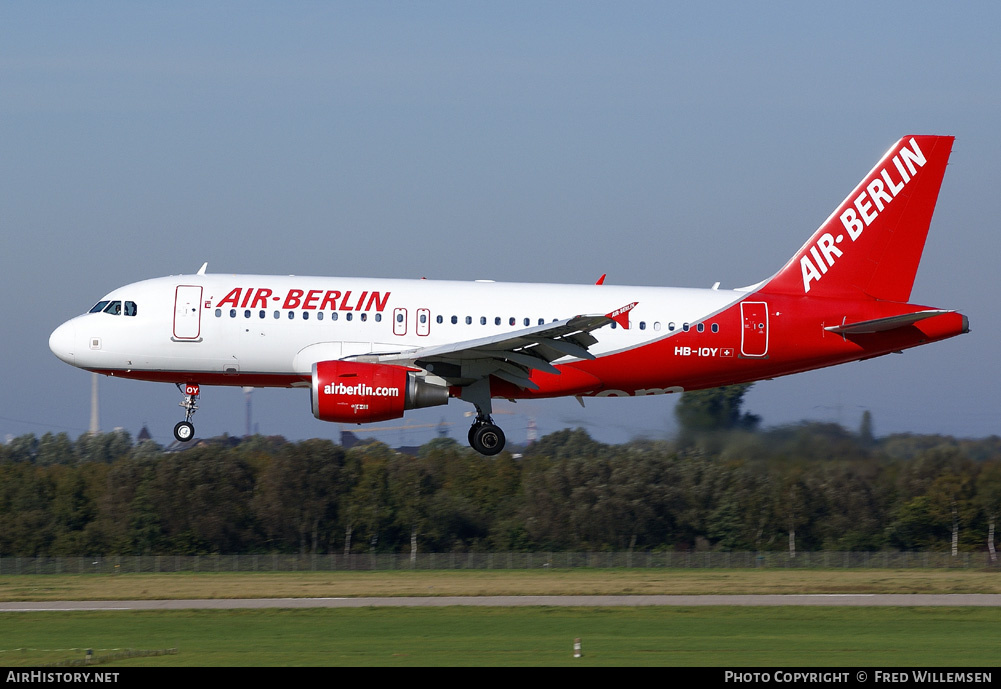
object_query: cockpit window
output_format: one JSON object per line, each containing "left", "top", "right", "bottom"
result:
{"left": 90, "top": 300, "right": 138, "bottom": 316}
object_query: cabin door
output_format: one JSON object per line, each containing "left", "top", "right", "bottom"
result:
{"left": 173, "top": 285, "right": 203, "bottom": 340}
{"left": 740, "top": 301, "right": 768, "bottom": 357}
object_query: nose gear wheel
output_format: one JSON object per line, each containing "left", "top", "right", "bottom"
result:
{"left": 173, "top": 383, "right": 200, "bottom": 442}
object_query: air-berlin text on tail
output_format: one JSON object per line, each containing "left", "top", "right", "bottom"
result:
{"left": 800, "top": 137, "right": 928, "bottom": 293}
{"left": 214, "top": 287, "right": 391, "bottom": 311}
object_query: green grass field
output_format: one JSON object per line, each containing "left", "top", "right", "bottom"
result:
{"left": 2, "top": 569, "right": 999, "bottom": 666}
{"left": 3, "top": 606, "right": 999, "bottom": 667}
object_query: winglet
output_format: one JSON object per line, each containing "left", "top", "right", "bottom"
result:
{"left": 606, "top": 302, "right": 637, "bottom": 329}
{"left": 595, "top": 274, "right": 606, "bottom": 285}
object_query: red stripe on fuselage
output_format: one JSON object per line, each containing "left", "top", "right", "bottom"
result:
{"left": 491, "top": 296, "right": 968, "bottom": 399}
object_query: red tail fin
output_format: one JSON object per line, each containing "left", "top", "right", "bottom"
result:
{"left": 762, "top": 135, "right": 954, "bottom": 301}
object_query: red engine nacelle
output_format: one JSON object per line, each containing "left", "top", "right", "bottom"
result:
{"left": 311, "top": 360, "right": 449, "bottom": 423}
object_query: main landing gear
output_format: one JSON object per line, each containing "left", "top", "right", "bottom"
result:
{"left": 467, "top": 415, "right": 506, "bottom": 456}
{"left": 173, "top": 383, "right": 199, "bottom": 442}
{"left": 460, "top": 379, "right": 506, "bottom": 456}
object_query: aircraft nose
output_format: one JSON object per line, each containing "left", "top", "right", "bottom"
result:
{"left": 49, "top": 320, "right": 77, "bottom": 365}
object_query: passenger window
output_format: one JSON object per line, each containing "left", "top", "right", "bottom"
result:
{"left": 711, "top": 323, "right": 719, "bottom": 333}
{"left": 375, "top": 313, "right": 381, "bottom": 322}
{"left": 697, "top": 323, "right": 704, "bottom": 333}
{"left": 215, "top": 309, "right": 222, "bottom": 318}
{"left": 494, "top": 317, "right": 500, "bottom": 325}
{"left": 360, "top": 313, "right": 367, "bottom": 322}
{"left": 480, "top": 317, "right": 487, "bottom": 325}
{"left": 465, "top": 316, "right": 472, "bottom": 325}
{"left": 509, "top": 317, "right": 515, "bottom": 326}
{"left": 346, "top": 313, "right": 353, "bottom": 321}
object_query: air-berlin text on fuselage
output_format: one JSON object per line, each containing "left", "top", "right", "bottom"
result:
{"left": 322, "top": 383, "right": 400, "bottom": 398}
{"left": 214, "top": 287, "right": 391, "bottom": 312}
{"left": 800, "top": 137, "right": 927, "bottom": 293}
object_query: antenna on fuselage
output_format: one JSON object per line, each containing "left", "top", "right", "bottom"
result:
{"left": 196, "top": 262, "right": 208, "bottom": 275}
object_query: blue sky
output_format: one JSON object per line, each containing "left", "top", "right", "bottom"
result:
{"left": 2, "top": 2, "right": 998, "bottom": 446}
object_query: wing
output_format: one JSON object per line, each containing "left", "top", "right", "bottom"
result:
{"left": 350, "top": 302, "right": 637, "bottom": 391}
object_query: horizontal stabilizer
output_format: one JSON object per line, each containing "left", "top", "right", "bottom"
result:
{"left": 824, "top": 310, "right": 954, "bottom": 335}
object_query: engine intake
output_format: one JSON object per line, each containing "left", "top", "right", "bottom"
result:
{"left": 311, "top": 360, "right": 449, "bottom": 423}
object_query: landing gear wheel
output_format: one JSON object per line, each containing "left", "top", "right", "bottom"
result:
{"left": 174, "top": 383, "right": 200, "bottom": 443}
{"left": 470, "top": 423, "right": 505, "bottom": 456}
{"left": 173, "top": 421, "right": 195, "bottom": 442}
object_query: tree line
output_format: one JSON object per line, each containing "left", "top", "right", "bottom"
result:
{"left": 2, "top": 419, "right": 999, "bottom": 559}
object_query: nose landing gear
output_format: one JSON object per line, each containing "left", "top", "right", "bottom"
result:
{"left": 173, "top": 383, "right": 199, "bottom": 442}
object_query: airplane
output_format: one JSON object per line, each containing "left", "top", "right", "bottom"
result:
{"left": 49, "top": 135, "right": 968, "bottom": 455}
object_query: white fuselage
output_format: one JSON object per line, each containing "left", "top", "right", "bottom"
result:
{"left": 49, "top": 273, "right": 742, "bottom": 386}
